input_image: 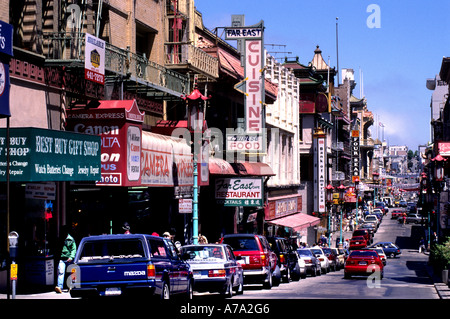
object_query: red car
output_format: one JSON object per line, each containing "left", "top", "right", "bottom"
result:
{"left": 349, "top": 236, "right": 367, "bottom": 250}
{"left": 344, "top": 250, "right": 384, "bottom": 279}
{"left": 220, "top": 234, "right": 278, "bottom": 289}
{"left": 391, "top": 209, "right": 404, "bottom": 219}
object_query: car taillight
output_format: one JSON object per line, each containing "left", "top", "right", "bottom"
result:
{"left": 280, "top": 254, "right": 285, "bottom": 264}
{"left": 261, "top": 252, "right": 266, "bottom": 264}
{"left": 147, "top": 263, "right": 156, "bottom": 279}
{"left": 70, "top": 267, "right": 77, "bottom": 283}
{"left": 305, "top": 258, "right": 312, "bottom": 264}
{"left": 208, "top": 269, "right": 226, "bottom": 277}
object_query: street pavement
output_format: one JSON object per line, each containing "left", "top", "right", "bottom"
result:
{"left": 1, "top": 217, "right": 450, "bottom": 300}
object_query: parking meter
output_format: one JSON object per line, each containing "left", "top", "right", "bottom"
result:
{"left": 8, "top": 231, "right": 19, "bottom": 260}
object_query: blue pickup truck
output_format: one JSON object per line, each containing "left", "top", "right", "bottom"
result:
{"left": 69, "top": 234, "right": 193, "bottom": 299}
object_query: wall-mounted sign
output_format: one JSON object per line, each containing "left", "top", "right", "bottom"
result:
{"left": 215, "top": 177, "right": 263, "bottom": 206}
{"left": 0, "top": 127, "right": 101, "bottom": 182}
{"left": 0, "top": 20, "right": 13, "bottom": 118}
{"left": 179, "top": 198, "right": 192, "bottom": 214}
{"left": 84, "top": 33, "right": 105, "bottom": 85}
{"left": 265, "top": 195, "right": 302, "bottom": 220}
{"left": 226, "top": 133, "right": 263, "bottom": 152}
{"left": 67, "top": 100, "right": 144, "bottom": 186}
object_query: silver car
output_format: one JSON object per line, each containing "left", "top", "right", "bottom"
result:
{"left": 180, "top": 244, "right": 244, "bottom": 297}
{"left": 310, "top": 247, "right": 331, "bottom": 274}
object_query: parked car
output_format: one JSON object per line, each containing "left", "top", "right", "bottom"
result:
{"left": 344, "top": 250, "right": 384, "bottom": 279}
{"left": 321, "top": 247, "right": 338, "bottom": 271}
{"left": 310, "top": 247, "right": 330, "bottom": 274}
{"left": 331, "top": 248, "right": 345, "bottom": 270}
{"left": 295, "top": 254, "right": 307, "bottom": 279}
{"left": 366, "top": 248, "right": 387, "bottom": 265}
{"left": 407, "top": 202, "right": 417, "bottom": 213}
{"left": 70, "top": 234, "right": 193, "bottom": 299}
{"left": 368, "top": 242, "right": 402, "bottom": 258}
{"left": 349, "top": 236, "right": 367, "bottom": 250}
{"left": 352, "top": 229, "right": 372, "bottom": 245}
{"left": 179, "top": 244, "right": 244, "bottom": 297}
{"left": 296, "top": 248, "right": 321, "bottom": 276}
{"left": 403, "top": 213, "right": 423, "bottom": 224}
{"left": 220, "top": 234, "right": 280, "bottom": 289}
{"left": 365, "top": 215, "right": 380, "bottom": 228}
{"left": 267, "top": 237, "right": 302, "bottom": 282}
{"left": 358, "top": 222, "right": 376, "bottom": 236}
{"left": 391, "top": 209, "right": 404, "bottom": 219}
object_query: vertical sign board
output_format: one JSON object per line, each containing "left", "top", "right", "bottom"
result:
{"left": 84, "top": 33, "right": 105, "bottom": 85}
{"left": 351, "top": 130, "right": 360, "bottom": 183}
{"left": 225, "top": 21, "right": 265, "bottom": 152}
{"left": 0, "top": 20, "right": 13, "bottom": 118}
{"left": 313, "top": 135, "right": 326, "bottom": 213}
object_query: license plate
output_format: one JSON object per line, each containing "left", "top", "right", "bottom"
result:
{"left": 359, "top": 261, "right": 368, "bottom": 265}
{"left": 104, "top": 287, "right": 121, "bottom": 296}
{"left": 243, "top": 256, "right": 250, "bottom": 264}
{"left": 355, "top": 242, "right": 359, "bottom": 245}
{"left": 193, "top": 271, "right": 202, "bottom": 278}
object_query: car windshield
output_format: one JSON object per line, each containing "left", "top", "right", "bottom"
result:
{"left": 180, "top": 246, "right": 225, "bottom": 261}
{"left": 222, "top": 237, "right": 258, "bottom": 251}
{"left": 297, "top": 249, "right": 312, "bottom": 257}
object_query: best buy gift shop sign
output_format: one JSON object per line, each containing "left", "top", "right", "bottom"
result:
{"left": 0, "top": 127, "right": 101, "bottom": 182}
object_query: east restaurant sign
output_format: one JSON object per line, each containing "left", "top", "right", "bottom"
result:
{"left": 215, "top": 177, "right": 263, "bottom": 206}
{"left": 0, "top": 127, "right": 101, "bottom": 182}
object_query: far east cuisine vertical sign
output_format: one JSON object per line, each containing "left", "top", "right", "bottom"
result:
{"left": 85, "top": 33, "right": 105, "bottom": 85}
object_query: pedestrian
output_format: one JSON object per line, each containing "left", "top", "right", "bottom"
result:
{"left": 122, "top": 222, "right": 131, "bottom": 234}
{"left": 343, "top": 239, "right": 349, "bottom": 250}
{"left": 419, "top": 237, "right": 426, "bottom": 253}
{"left": 55, "top": 225, "right": 77, "bottom": 293}
{"left": 199, "top": 234, "right": 208, "bottom": 244}
{"left": 402, "top": 213, "right": 407, "bottom": 225}
{"left": 163, "top": 232, "right": 171, "bottom": 240}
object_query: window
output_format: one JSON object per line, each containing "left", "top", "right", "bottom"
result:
{"left": 148, "top": 238, "right": 168, "bottom": 258}
{"left": 78, "top": 239, "right": 145, "bottom": 263}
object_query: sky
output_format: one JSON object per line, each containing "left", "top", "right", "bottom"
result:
{"left": 194, "top": 0, "right": 450, "bottom": 151}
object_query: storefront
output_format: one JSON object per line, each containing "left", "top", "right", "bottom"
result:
{"left": 0, "top": 127, "right": 101, "bottom": 290}
{"left": 66, "top": 101, "right": 195, "bottom": 243}
{"left": 265, "top": 193, "right": 320, "bottom": 246}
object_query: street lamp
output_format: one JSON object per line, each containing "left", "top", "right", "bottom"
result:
{"left": 183, "top": 81, "right": 210, "bottom": 245}
{"left": 325, "top": 183, "right": 334, "bottom": 245}
{"left": 337, "top": 184, "right": 347, "bottom": 246}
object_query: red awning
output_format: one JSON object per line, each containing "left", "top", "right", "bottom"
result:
{"left": 231, "top": 162, "right": 275, "bottom": 176}
{"left": 209, "top": 158, "right": 237, "bottom": 175}
{"left": 267, "top": 213, "right": 320, "bottom": 231}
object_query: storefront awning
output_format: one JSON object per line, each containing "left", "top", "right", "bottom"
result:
{"left": 267, "top": 213, "right": 320, "bottom": 231}
{"left": 231, "top": 162, "right": 275, "bottom": 176}
{"left": 209, "top": 157, "right": 237, "bottom": 175}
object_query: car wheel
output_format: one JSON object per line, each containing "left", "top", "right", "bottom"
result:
{"left": 186, "top": 279, "right": 193, "bottom": 300}
{"left": 344, "top": 272, "right": 351, "bottom": 279}
{"left": 283, "top": 267, "right": 291, "bottom": 283}
{"left": 390, "top": 253, "right": 395, "bottom": 258}
{"left": 161, "top": 281, "right": 170, "bottom": 300}
{"left": 234, "top": 275, "right": 244, "bottom": 295}
{"left": 222, "top": 280, "right": 233, "bottom": 298}
{"left": 263, "top": 271, "right": 273, "bottom": 289}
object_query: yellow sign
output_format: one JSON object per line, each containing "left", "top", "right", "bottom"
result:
{"left": 10, "top": 264, "right": 17, "bottom": 280}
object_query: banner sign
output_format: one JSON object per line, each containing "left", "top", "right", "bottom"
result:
{"left": 351, "top": 130, "right": 360, "bottom": 183}
{"left": 215, "top": 177, "right": 263, "bottom": 206}
{"left": 0, "top": 127, "right": 101, "bottom": 182}
{"left": 84, "top": 33, "right": 105, "bottom": 85}
{"left": 314, "top": 136, "right": 326, "bottom": 213}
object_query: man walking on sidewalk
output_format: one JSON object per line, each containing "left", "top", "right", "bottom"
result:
{"left": 55, "top": 226, "right": 77, "bottom": 293}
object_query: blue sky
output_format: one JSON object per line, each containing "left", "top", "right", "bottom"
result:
{"left": 194, "top": 0, "right": 450, "bottom": 150}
